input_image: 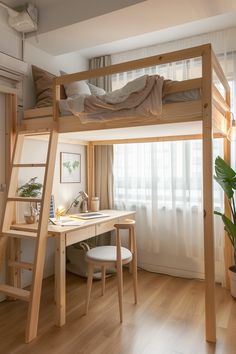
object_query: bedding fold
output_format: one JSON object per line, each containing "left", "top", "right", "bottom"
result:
{"left": 59, "top": 75, "right": 164, "bottom": 123}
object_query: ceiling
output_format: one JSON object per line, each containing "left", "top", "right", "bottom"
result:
{"left": 2, "top": 0, "right": 236, "bottom": 57}
{"left": 4, "top": 0, "right": 145, "bottom": 34}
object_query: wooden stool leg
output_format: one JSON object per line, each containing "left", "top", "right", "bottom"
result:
{"left": 132, "top": 228, "right": 138, "bottom": 304}
{"left": 117, "top": 263, "right": 123, "bottom": 323}
{"left": 101, "top": 266, "right": 106, "bottom": 296}
{"left": 129, "top": 228, "right": 133, "bottom": 274}
{"left": 116, "top": 227, "right": 123, "bottom": 322}
{"left": 85, "top": 263, "right": 94, "bottom": 315}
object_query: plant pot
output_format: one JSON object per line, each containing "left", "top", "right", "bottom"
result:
{"left": 228, "top": 266, "right": 236, "bottom": 298}
{"left": 24, "top": 215, "right": 37, "bottom": 224}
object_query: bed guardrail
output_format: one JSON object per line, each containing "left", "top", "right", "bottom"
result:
{"left": 53, "top": 44, "right": 212, "bottom": 122}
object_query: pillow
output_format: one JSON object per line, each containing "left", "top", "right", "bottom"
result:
{"left": 32, "top": 65, "right": 66, "bottom": 108}
{"left": 88, "top": 82, "right": 106, "bottom": 96}
{"left": 60, "top": 70, "right": 91, "bottom": 98}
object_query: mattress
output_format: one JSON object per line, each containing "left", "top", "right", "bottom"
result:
{"left": 163, "top": 88, "right": 200, "bottom": 103}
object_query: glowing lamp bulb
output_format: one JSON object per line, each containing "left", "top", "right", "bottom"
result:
{"left": 227, "top": 119, "right": 236, "bottom": 141}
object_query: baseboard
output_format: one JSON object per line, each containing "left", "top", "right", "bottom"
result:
{"left": 139, "top": 261, "right": 223, "bottom": 284}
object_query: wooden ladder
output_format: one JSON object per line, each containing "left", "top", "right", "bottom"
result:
{"left": 0, "top": 129, "right": 58, "bottom": 343}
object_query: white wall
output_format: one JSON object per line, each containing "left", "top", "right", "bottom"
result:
{"left": 19, "top": 138, "right": 87, "bottom": 287}
{"left": 0, "top": 10, "right": 21, "bottom": 58}
{"left": 111, "top": 27, "right": 236, "bottom": 64}
{"left": 23, "top": 43, "right": 88, "bottom": 109}
{"left": 19, "top": 139, "right": 86, "bottom": 213}
{"left": 0, "top": 7, "right": 88, "bottom": 109}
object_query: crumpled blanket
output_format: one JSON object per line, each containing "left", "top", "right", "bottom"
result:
{"left": 59, "top": 74, "right": 164, "bottom": 123}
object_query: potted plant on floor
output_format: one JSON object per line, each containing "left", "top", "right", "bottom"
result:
{"left": 214, "top": 156, "right": 236, "bottom": 297}
{"left": 17, "top": 177, "right": 43, "bottom": 224}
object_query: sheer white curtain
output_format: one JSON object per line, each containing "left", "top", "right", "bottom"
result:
{"left": 114, "top": 141, "right": 224, "bottom": 281}
{"left": 112, "top": 28, "right": 236, "bottom": 283}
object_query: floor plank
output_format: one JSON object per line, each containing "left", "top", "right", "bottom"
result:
{"left": 0, "top": 270, "right": 236, "bottom": 354}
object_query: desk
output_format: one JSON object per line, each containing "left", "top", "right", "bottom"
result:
{"left": 13, "top": 209, "right": 135, "bottom": 327}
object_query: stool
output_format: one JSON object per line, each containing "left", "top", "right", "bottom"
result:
{"left": 85, "top": 219, "right": 138, "bottom": 322}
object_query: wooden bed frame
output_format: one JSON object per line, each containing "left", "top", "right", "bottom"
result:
{"left": 11, "top": 44, "right": 233, "bottom": 342}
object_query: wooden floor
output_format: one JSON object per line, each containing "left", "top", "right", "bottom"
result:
{"left": 0, "top": 269, "right": 236, "bottom": 354}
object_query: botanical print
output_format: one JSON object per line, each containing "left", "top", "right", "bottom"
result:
{"left": 60, "top": 152, "right": 81, "bottom": 183}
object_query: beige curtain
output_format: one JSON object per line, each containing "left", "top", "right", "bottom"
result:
{"left": 93, "top": 145, "right": 113, "bottom": 246}
{"left": 94, "top": 145, "right": 113, "bottom": 210}
{"left": 89, "top": 55, "right": 112, "bottom": 92}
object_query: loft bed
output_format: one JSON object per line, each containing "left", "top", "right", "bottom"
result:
{"left": 18, "top": 44, "right": 230, "bottom": 343}
{"left": 21, "top": 44, "right": 229, "bottom": 136}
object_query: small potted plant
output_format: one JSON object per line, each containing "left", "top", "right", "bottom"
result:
{"left": 214, "top": 156, "right": 236, "bottom": 297}
{"left": 17, "top": 177, "right": 43, "bottom": 224}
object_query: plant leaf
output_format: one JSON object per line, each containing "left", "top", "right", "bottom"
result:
{"left": 214, "top": 210, "right": 223, "bottom": 216}
{"left": 214, "top": 156, "right": 236, "bottom": 198}
{"left": 231, "top": 177, "right": 236, "bottom": 189}
{"left": 221, "top": 214, "right": 236, "bottom": 246}
{"left": 214, "top": 176, "right": 234, "bottom": 198}
{"left": 215, "top": 156, "right": 235, "bottom": 180}
{"left": 17, "top": 177, "right": 42, "bottom": 197}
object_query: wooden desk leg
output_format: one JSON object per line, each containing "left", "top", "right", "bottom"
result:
{"left": 55, "top": 233, "right": 66, "bottom": 327}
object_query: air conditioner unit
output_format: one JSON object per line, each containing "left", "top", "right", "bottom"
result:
{"left": 0, "top": 2, "right": 38, "bottom": 33}
{"left": 0, "top": 51, "right": 28, "bottom": 79}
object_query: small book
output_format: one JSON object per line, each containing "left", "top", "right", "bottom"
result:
{"left": 49, "top": 217, "right": 86, "bottom": 226}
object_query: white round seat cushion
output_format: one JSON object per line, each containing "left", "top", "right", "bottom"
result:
{"left": 86, "top": 246, "right": 132, "bottom": 263}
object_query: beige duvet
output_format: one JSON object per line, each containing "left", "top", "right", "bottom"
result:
{"left": 59, "top": 75, "right": 164, "bottom": 123}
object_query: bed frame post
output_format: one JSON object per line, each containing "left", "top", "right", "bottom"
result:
{"left": 211, "top": 49, "right": 232, "bottom": 289}
{"left": 202, "top": 44, "right": 216, "bottom": 343}
{"left": 224, "top": 109, "right": 232, "bottom": 288}
{"left": 5, "top": 93, "right": 21, "bottom": 290}
{"left": 53, "top": 80, "right": 61, "bottom": 122}
{"left": 87, "top": 142, "right": 94, "bottom": 208}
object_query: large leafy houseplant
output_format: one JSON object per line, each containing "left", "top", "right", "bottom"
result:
{"left": 17, "top": 177, "right": 42, "bottom": 224}
{"left": 214, "top": 156, "right": 236, "bottom": 296}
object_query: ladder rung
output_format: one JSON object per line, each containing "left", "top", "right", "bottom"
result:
{"left": 19, "top": 130, "right": 51, "bottom": 136}
{"left": 7, "top": 197, "right": 42, "bottom": 203}
{"left": 13, "top": 164, "right": 46, "bottom": 168}
{"left": 8, "top": 261, "right": 34, "bottom": 271}
{"left": 0, "top": 284, "right": 30, "bottom": 301}
{"left": 3, "top": 230, "right": 38, "bottom": 240}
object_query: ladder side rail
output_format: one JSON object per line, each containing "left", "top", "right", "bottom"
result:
{"left": 0, "top": 134, "right": 24, "bottom": 269}
{"left": 25, "top": 130, "right": 58, "bottom": 343}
